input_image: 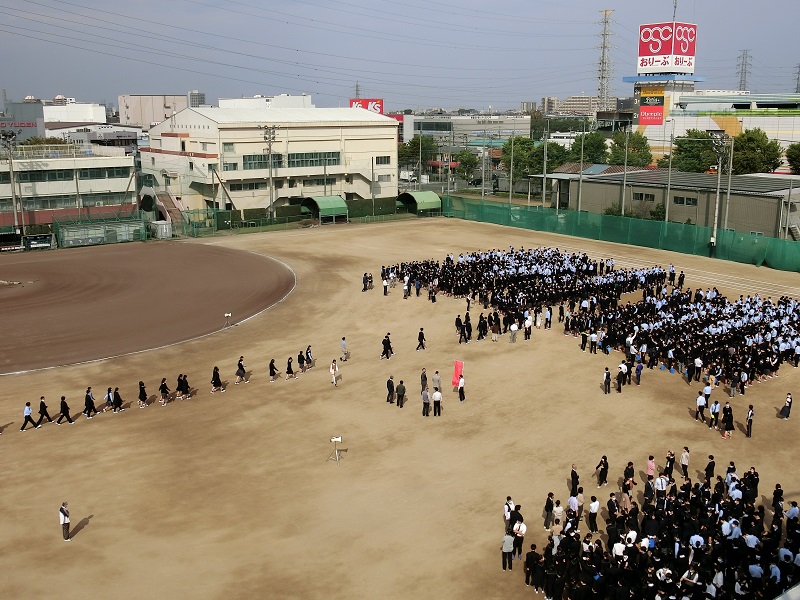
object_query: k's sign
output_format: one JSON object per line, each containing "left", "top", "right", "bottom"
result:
{"left": 349, "top": 98, "right": 384, "bottom": 114}
{"left": 637, "top": 22, "right": 696, "bottom": 75}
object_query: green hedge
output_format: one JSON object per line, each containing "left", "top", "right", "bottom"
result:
{"left": 346, "top": 197, "right": 396, "bottom": 218}
{"left": 276, "top": 205, "right": 303, "bottom": 218}
{"left": 243, "top": 208, "right": 267, "bottom": 221}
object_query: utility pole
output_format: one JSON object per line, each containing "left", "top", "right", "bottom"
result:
{"left": 262, "top": 125, "right": 277, "bottom": 224}
{"left": 481, "top": 129, "right": 486, "bottom": 202}
{"left": 621, "top": 127, "right": 630, "bottom": 216}
{"left": 0, "top": 130, "right": 20, "bottom": 234}
{"left": 737, "top": 50, "right": 751, "bottom": 91}
{"left": 508, "top": 130, "right": 515, "bottom": 206}
{"left": 665, "top": 118, "right": 675, "bottom": 222}
{"left": 542, "top": 121, "right": 549, "bottom": 209}
{"left": 354, "top": 81, "right": 361, "bottom": 99}
{"left": 672, "top": 0, "right": 678, "bottom": 21}
{"left": 447, "top": 128, "right": 454, "bottom": 196}
{"left": 418, "top": 133, "right": 422, "bottom": 192}
{"left": 371, "top": 157, "right": 375, "bottom": 216}
{"left": 723, "top": 137, "right": 735, "bottom": 231}
{"left": 597, "top": 10, "right": 614, "bottom": 112}
{"left": 711, "top": 134, "right": 728, "bottom": 257}
{"left": 577, "top": 119, "right": 586, "bottom": 212}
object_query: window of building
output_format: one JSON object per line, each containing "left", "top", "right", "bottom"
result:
{"left": 302, "top": 177, "right": 336, "bottom": 186}
{"left": 208, "top": 164, "right": 217, "bottom": 173}
{"left": 223, "top": 163, "right": 238, "bottom": 171}
{"left": 12, "top": 192, "right": 128, "bottom": 212}
{"left": 684, "top": 197, "right": 698, "bottom": 206}
{"left": 750, "top": 231, "right": 764, "bottom": 236}
{"left": 673, "top": 196, "right": 698, "bottom": 206}
{"left": 242, "top": 154, "right": 284, "bottom": 170}
{"left": 151, "top": 157, "right": 155, "bottom": 166}
{"left": 0, "top": 172, "right": 10, "bottom": 184}
{"left": 201, "top": 142, "right": 208, "bottom": 151}
{"left": 414, "top": 122, "right": 452, "bottom": 132}
{"left": 287, "top": 152, "right": 340, "bottom": 168}
{"left": 376, "top": 156, "right": 390, "bottom": 165}
{"left": 632, "top": 192, "right": 655, "bottom": 202}
{"left": 288, "top": 179, "right": 297, "bottom": 188}
{"left": 274, "top": 180, "right": 284, "bottom": 189}
{"left": 223, "top": 143, "right": 235, "bottom": 153}
{"left": 189, "top": 162, "right": 194, "bottom": 171}
{"left": 377, "top": 174, "right": 391, "bottom": 182}
{"left": 229, "top": 182, "right": 266, "bottom": 191}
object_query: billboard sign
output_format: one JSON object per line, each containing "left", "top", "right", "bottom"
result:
{"left": 633, "top": 86, "right": 665, "bottom": 126}
{"left": 637, "top": 22, "right": 696, "bottom": 74}
{"left": 349, "top": 98, "right": 384, "bottom": 114}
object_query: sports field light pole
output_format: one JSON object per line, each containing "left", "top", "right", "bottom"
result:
{"left": 0, "top": 130, "right": 20, "bottom": 234}
{"left": 262, "top": 125, "right": 277, "bottom": 225}
{"left": 542, "top": 120, "right": 549, "bottom": 209}
{"left": 481, "top": 129, "right": 487, "bottom": 202}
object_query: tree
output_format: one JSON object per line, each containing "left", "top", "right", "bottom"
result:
{"left": 567, "top": 131, "right": 608, "bottom": 164}
{"left": 649, "top": 202, "right": 666, "bottom": 221}
{"left": 787, "top": 142, "right": 800, "bottom": 175}
{"left": 528, "top": 142, "right": 569, "bottom": 175}
{"left": 732, "top": 128, "right": 782, "bottom": 174}
{"left": 19, "top": 137, "right": 70, "bottom": 145}
{"left": 609, "top": 131, "right": 652, "bottom": 166}
{"left": 500, "top": 136, "right": 537, "bottom": 178}
{"left": 656, "top": 129, "right": 717, "bottom": 172}
{"left": 398, "top": 135, "right": 438, "bottom": 169}
{"left": 453, "top": 149, "right": 478, "bottom": 180}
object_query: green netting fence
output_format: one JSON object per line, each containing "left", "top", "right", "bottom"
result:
{"left": 180, "top": 209, "right": 314, "bottom": 237}
{"left": 442, "top": 196, "right": 800, "bottom": 272}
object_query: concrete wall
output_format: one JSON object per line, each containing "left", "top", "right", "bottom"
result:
{"left": 118, "top": 95, "right": 189, "bottom": 129}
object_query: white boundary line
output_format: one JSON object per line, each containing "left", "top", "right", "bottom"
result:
{"left": 0, "top": 251, "right": 297, "bottom": 377}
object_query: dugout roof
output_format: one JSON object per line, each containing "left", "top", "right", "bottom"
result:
{"left": 302, "top": 195, "right": 348, "bottom": 217}
{"left": 397, "top": 191, "right": 441, "bottom": 213}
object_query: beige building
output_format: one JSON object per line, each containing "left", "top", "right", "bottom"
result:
{"left": 565, "top": 170, "right": 800, "bottom": 238}
{"left": 118, "top": 94, "right": 190, "bottom": 130}
{"left": 140, "top": 107, "right": 399, "bottom": 212}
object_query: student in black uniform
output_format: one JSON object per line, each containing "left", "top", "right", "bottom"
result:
{"left": 56, "top": 396, "right": 73, "bottom": 424}
{"left": 84, "top": 387, "right": 98, "bottom": 419}
{"left": 159, "top": 378, "right": 170, "bottom": 406}
{"left": 138, "top": 381, "right": 148, "bottom": 408}
{"left": 113, "top": 387, "right": 124, "bottom": 412}
{"left": 416, "top": 327, "right": 426, "bottom": 351}
{"left": 36, "top": 396, "right": 53, "bottom": 425}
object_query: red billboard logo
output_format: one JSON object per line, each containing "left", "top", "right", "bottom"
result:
{"left": 639, "top": 22, "right": 673, "bottom": 56}
{"left": 672, "top": 22, "right": 696, "bottom": 56}
{"left": 349, "top": 98, "right": 384, "bottom": 114}
{"left": 637, "top": 21, "right": 696, "bottom": 74}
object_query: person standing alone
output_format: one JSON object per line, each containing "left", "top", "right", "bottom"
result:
{"left": 746, "top": 404, "right": 754, "bottom": 438}
{"left": 416, "top": 328, "right": 426, "bottom": 351}
{"left": 458, "top": 374, "right": 465, "bottom": 402}
{"left": 680, "top": 447, "right": 690, "bottom": 478}
{"left": 59, "top": 502, "right": 71, "bottom": 541}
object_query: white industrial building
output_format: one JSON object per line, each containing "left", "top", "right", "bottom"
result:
{"left": 218, "top": 94, "right": 315, "bottom": 110}
{"left": 0, "top": 144, "right": 136, "bottom": 230}
{"left": 118, "top": 94, "right": 190, "bottom": 129}
{"left": 140, "top": 106, "right": 399, "bottom": 212}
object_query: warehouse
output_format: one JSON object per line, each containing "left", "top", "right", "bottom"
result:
{"left": 566, "top": 170, "right": 800, "bottom": 239}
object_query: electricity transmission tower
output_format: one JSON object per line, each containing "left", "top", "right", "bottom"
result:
{"left": 737, "top": 50, "right": 751, "bottom": 91}
{"left": 795, "top": 64, "right": 800, "bottom": 94}
{"left": 597, "top": 10, "right": 614, "bottom": 112}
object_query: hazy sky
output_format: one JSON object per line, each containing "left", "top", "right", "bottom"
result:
{"left": 0, "top": 0, "right": 797, "bottom": 112}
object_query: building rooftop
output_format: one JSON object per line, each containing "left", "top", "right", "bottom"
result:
{"left": 187, "top": 107, "right": 398, "bottom": 125}
{"left": 590, "top": 170, "right": 800, "bottom": 195}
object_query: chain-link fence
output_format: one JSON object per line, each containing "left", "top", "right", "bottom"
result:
{"left": 52, "top": 210, "right": 150, "bottom": 248}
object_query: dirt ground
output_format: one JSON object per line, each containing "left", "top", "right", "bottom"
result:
{"left": 0, "top": 242, "right": 294, "bottom": 374}
{"left": 2, "top": 219, "right": 800, "bottom": 600}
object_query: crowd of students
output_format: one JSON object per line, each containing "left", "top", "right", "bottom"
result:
{"left": 503, "top": 451, "right": 799, "bottom": 599}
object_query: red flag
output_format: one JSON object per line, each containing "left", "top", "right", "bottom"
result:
{"left": 452, "top": 360, "right": 464, "bottom": 387}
